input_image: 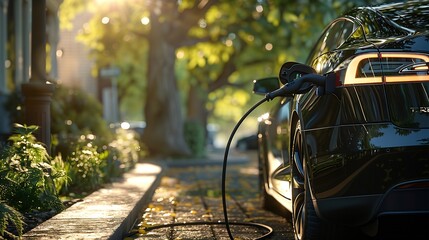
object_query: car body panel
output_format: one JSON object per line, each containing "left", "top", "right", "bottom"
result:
{"left": 256, "top": 0, "right": 429, "bottom": 230}
{"left": 305, "top": 125, "right": 429, "bottom": 198}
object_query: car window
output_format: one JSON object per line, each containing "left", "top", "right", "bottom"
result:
{"left": 356, "top": 9, "right": 407, "bottom": 39}
{"left": 307, "top": 19, "right": 355, "bottom": 65}
{"left": 377, "top": 2, "right": 429, "bottom": 33}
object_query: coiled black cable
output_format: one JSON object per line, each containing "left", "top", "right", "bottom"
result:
{"left": 221, "top": 97, "right": 270, "bottom": 239}
{"left": 125, "top": 97, "right": 273, "bottom": 239}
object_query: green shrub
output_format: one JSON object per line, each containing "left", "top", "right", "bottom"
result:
{"left": 99, "top": 128, "right": 142, "bottom": 183}
{"left": 0, "top": 124, "right": 65, "bottom": 213}
{"left": 65, "top": 136, "right": 107, "bottom": 192}
{"left": 109, "top": 128, "right": 141, "bottom": 170}
{"left": 184, "top": 120, "right": 205, "bottom": 157}
{"left": 102, "top": 146, "right": 123, "bottom": 181}
{"left": 50, "top": 154, "right": 71, "bottom": 195}
{"left": 51, "top": 85, "right": 113, "bottom": 146}
{"left": 59, "top": 130, "right": 143, "bottom": 194}
{"left": 0, "top": 201, "right": 24, "bottom": 239}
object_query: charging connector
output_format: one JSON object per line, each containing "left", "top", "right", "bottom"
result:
{"left": 127, "top": 72, "right": 334, "bottom": 239}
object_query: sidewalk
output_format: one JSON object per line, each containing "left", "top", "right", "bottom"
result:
{"left": 126, "top": 151, "right": 294, "bottom": 240}
{"left": 22, "top": 150, "right": 249, "bottom": 239}
{"left": 23, "top": 163, "right": 163, "bottom": 239}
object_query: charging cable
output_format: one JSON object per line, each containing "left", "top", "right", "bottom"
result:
{"left": 222, "top": 72, "right": 333, "bottom": 238}
{"left": 126, "top": 73, "right": 332, "bottom": 239}
{"left": 125, "top": 97, "right": 273, "bottom": 239}
{"left": 221, "top": 97, "right": 272, "bottom": 239}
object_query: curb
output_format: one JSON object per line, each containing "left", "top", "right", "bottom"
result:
{"left": 23, "top": 163, "right": 164, "bottom": 239}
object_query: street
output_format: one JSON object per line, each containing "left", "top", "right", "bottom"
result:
{"left": 125, "top": 150, "right": 426, "bottom": 240}
{"left": 125, "top": 150, "right": 294, "bottom": 239}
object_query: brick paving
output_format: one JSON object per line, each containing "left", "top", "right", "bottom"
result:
{"left": 125, "top": 151, "right": 294, "bottom": 240}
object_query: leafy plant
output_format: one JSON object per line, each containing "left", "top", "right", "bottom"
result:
{"left": 0, "top": 124, "right": 65, "bottom": 213}
{"left": 184, "top": 120, "right": 205, "bottom": 157}
{"left": 108, "top": 128, "right": 141, "bottom": 171}
{"left": 66, "top": 136, "right": 107, "bottom": 192}
{"left": 0, "top": 201, "right": 24, "bottom": 239}
{"left": 51, "top": 85, "right": 113, "bottom": 145}
{"left": 50, "top": 154, "right": 71, "bottom": 195}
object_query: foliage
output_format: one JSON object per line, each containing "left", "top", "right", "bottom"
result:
{"left": 51, "top": 84, "right": 113, "bottom": 145}
{"left": 0, "top": 202, "right": 24, "bottom": 239}
{"left": 50, "top": 154, "right": 71, "bottom": 194}
{"left": 50, "top": 83, "right": 143, "bottom": 193}
{"left": 64, "top": 136, "right": 107, "bottom": 193}
{"left": 60, "top": 0, "right": 391, "bottom": 156}
{"left": 106, "top": 128, "right": 141, "bottom": 177}
{"left": 0, "top": 124, "right": 65, "bottom": 213}
{"left": 59, "top": 0, "right": 89, "bottom": 30}
{"left": 184, "top": 120, "right": 206, "bottom": 157}
{"left": 56, "top": 130, "right": 142, "bottom": 194}
{"left": 68, "top": 1, "right": 148, "bottom": 121}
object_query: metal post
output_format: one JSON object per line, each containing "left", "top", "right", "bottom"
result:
{"left": 22, "top": 0, "right": 55, "bottom": 154}
{"left": 111, "top": 77, "right": 119, "bottom": 123}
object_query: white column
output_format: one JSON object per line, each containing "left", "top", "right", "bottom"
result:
{"left": 0, "top": 0, "right": 8, "bottom": 93}
{"left": 23, "top": 0, "right": 32, "bottom": 84}
{"left": 0, "top": 0, "right": 10, "bottom": 139}
{"left": 14, "top": 0, "right": 24, "bottom": 90}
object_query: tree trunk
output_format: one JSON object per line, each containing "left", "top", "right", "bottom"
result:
{"left": 143, "top": 12, "right": 190, "bottom": 157}
{"left": 187, "top": 84, "right": 208, "bottom": 142}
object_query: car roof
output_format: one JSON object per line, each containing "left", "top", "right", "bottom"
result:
{"left": 373, "top": 0, "right": 429, "bottom": 33}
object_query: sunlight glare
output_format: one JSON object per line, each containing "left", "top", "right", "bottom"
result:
{"left": 176, "top": 50, "right": 185, "bottom": 59}
{"left": 225, "top": 39, "right": 233, "bottom": 47}
{"left": 265, "top": 43, "right": 273, "bottom": 51}
{"left": 141, "top": 17, "right": 150, "bottom": 25}
{"left": 101, "top": 16, "right": 110, "bottom": 24}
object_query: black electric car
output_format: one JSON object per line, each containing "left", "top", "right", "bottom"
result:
{"left": 253, "top": 1, "right": 429, "bottom": 239}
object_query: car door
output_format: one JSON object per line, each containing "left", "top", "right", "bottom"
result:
{"left": 265, "top": 96, "right": 294, "bottom": 199}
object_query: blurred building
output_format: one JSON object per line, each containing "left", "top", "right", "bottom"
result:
{"left": 0, "top": 0, "right": 32, "bottom": 139}
{"left": 1, "top": 1, "right": 119, "bottom": 137}
{"left": 57, "top": 11, "right": 119, "bottom": 123}
{"left": 0, "top": 0, "right": 55, "bottom": 148}
{"left": 57, "top": 11, "right": 97, "bottom": 96}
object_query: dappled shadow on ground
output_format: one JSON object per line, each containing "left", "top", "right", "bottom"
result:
{"left": 127, "top": 151, "right": 293, "bottom": 239}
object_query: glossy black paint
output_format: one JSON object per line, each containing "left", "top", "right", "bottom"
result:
{"left": 256, "top": 0, "right": 429, "bottom": 231}
{"left": 306, "top": 125, "right": 429, "bottom": 198}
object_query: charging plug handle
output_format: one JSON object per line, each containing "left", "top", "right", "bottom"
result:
{"left": 265, "top": 73, "right": 330, "bottom": 100}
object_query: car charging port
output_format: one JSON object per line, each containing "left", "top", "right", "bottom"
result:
{"left": 265, "top": 72, "right": 337, "bottom": 100}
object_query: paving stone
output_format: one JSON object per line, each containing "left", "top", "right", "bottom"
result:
{"left": 127, "top": 151, "right": 294, "bottom": 240}
{"left": 23, "top": 163, "right": 163, "bottom": 240}
{"left": 23, "top": 151, "right": 294, "bottom": 240}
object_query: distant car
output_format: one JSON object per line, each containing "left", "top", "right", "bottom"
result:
{"left": 236, "top": 134, "right": 258, "bottom": 150}
{"left": 253, "top": 1, "right": 429, "bottom": 239}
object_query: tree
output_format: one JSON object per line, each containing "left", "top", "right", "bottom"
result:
{"left": 178, "top": 0, "right": 380, "bottom": 144}
{"left": 142, "top": 1, "right": 220, "bottom": 157}
{"left": 61, "top": 0, "right": 385, "bottom": 157}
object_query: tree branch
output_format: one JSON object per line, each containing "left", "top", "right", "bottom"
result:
{"left": 169, "top": 0, "right": 220, "bottom": 47}
{"left": 208, "top": 54, "right": 237, "bottom": 92}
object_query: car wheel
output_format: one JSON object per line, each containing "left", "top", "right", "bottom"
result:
{"left": 291, "top": 120, "right": 326, "bottom": 240}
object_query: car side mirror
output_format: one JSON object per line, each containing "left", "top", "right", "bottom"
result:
{"left": 253, "top": 77, "right": 280, "bottom": 95}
